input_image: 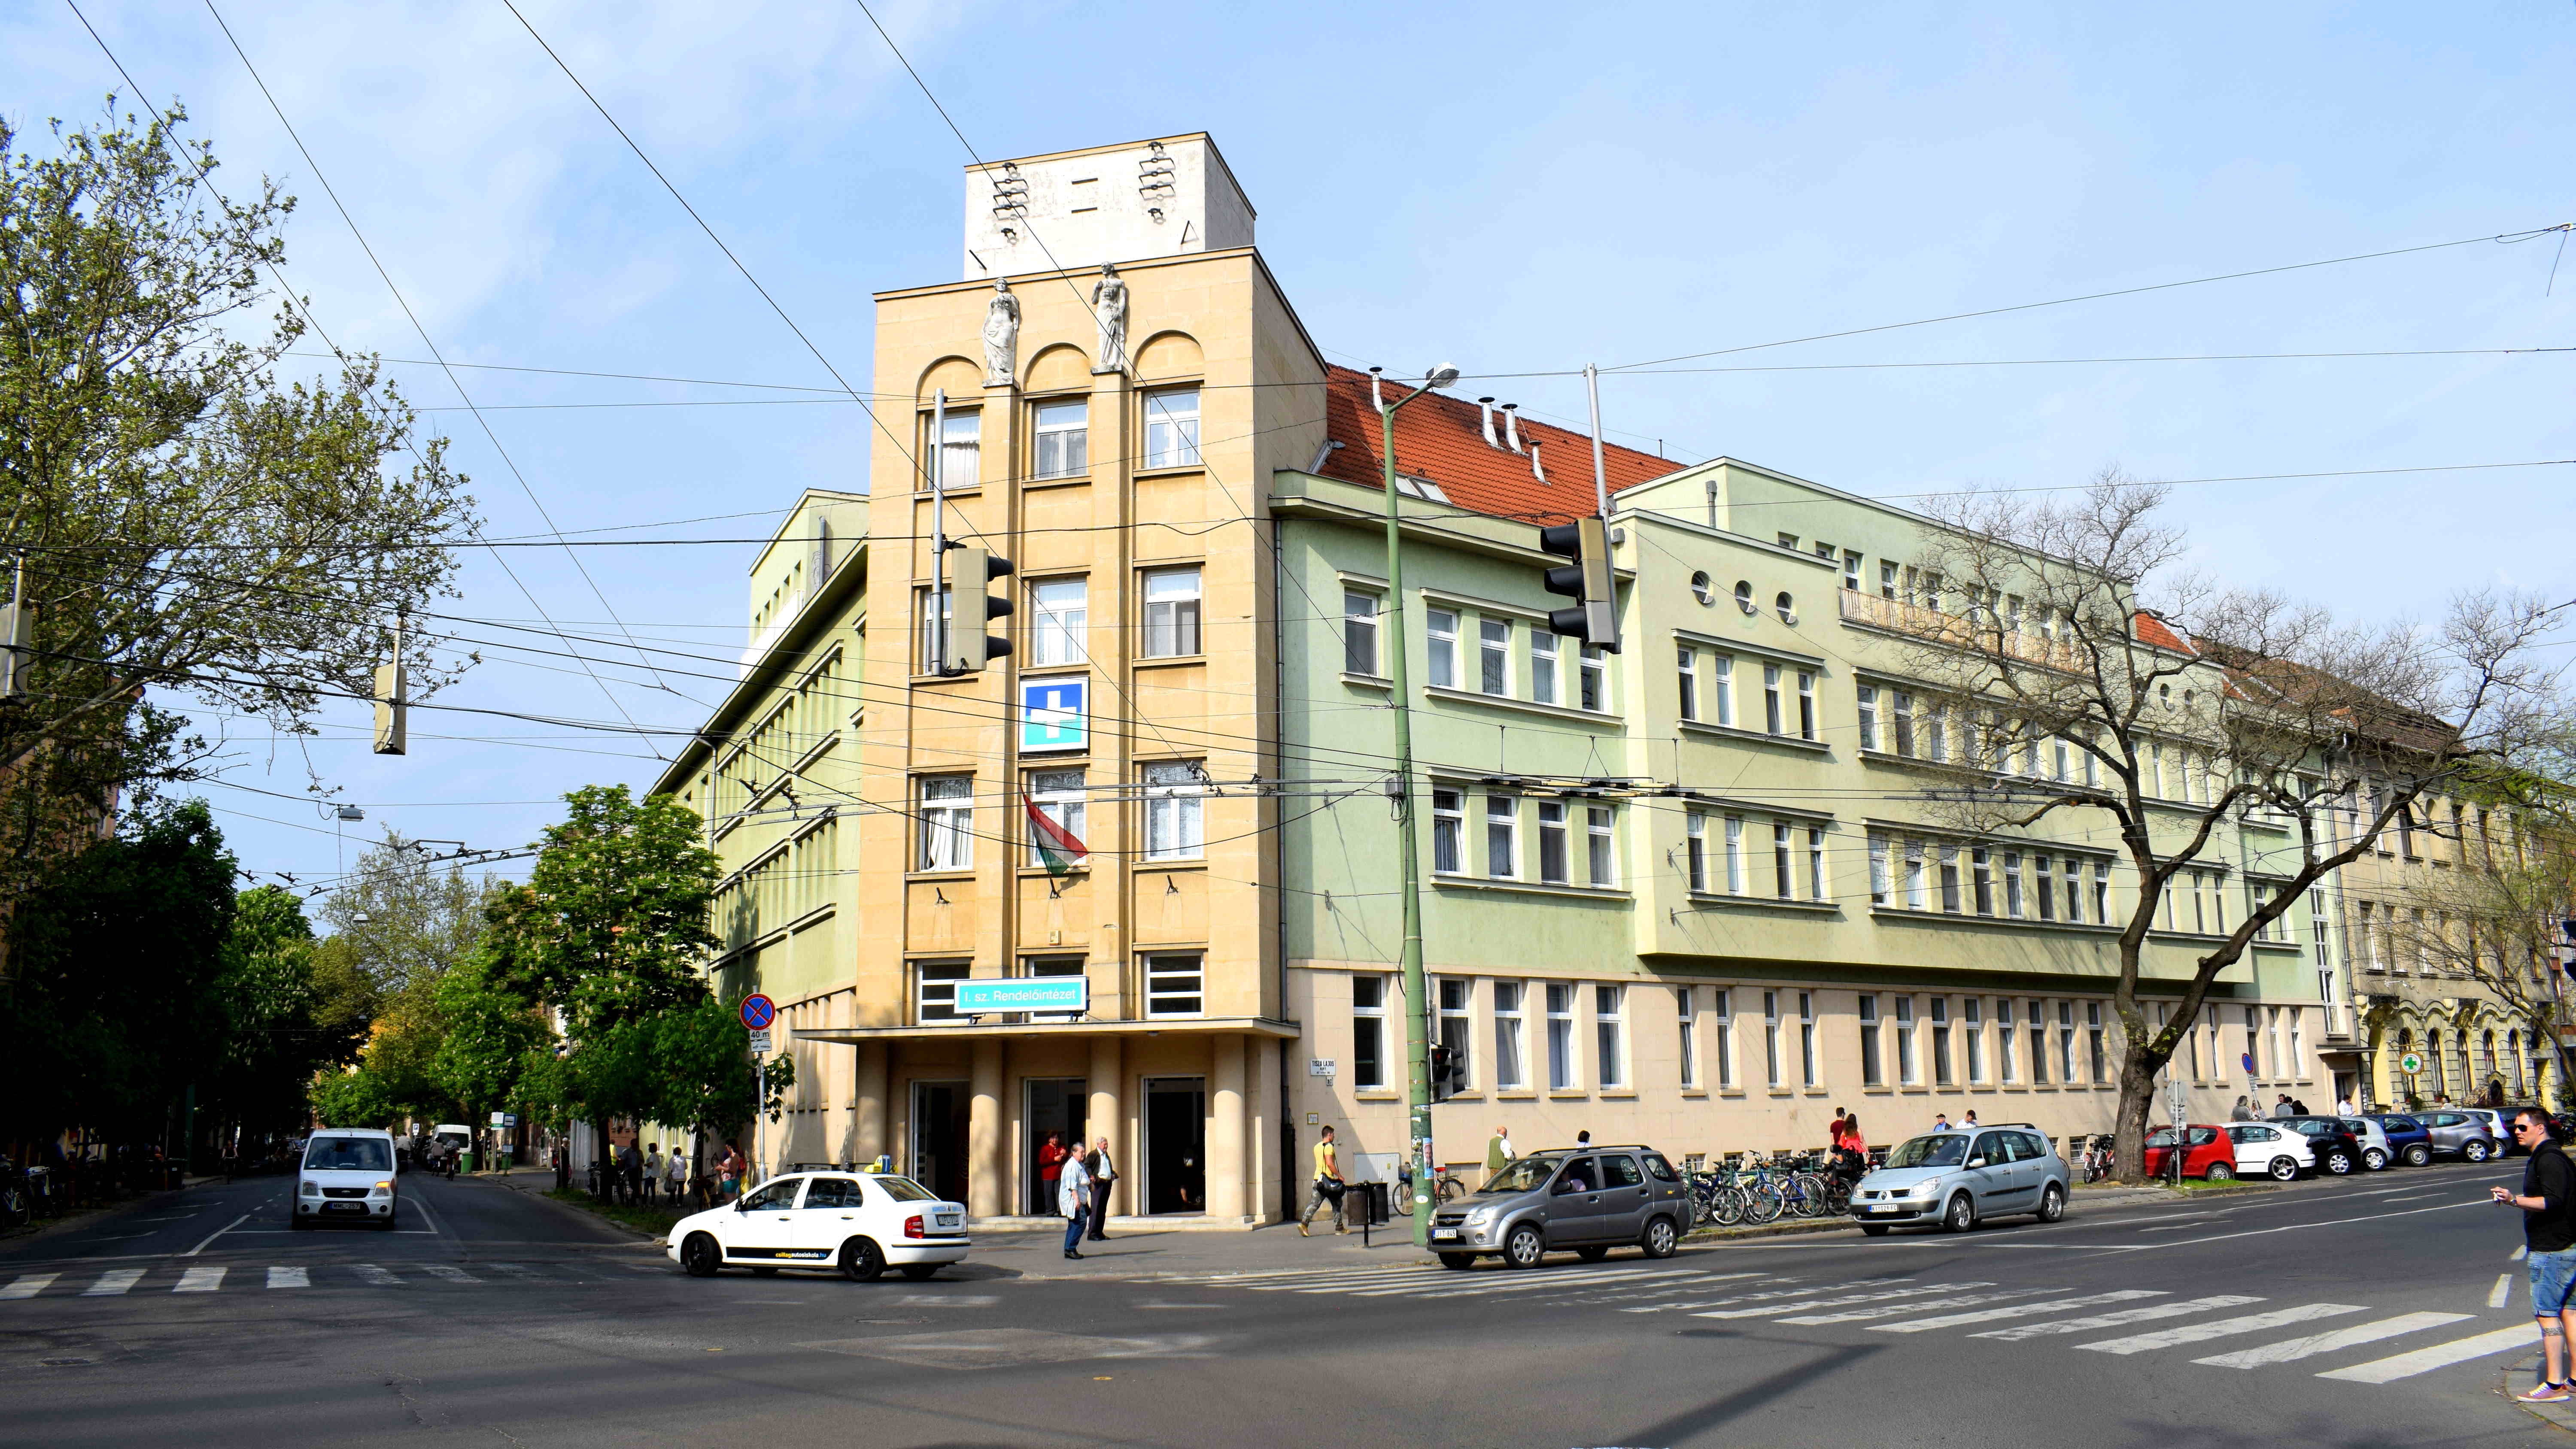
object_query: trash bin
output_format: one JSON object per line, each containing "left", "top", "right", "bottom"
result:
{"left": 462, "top": 1149, "right": 477, "bottom": 1175}
{"left": 1350, "top": 1180, "right": 1391, "bottom": 1227}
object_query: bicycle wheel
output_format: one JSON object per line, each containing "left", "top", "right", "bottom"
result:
{"left": 1393, "top": 1181, "right": 1414, "bottom": 1217}
{"left": 1710, "top": 1185, "right": 1747, "bottom": 1227}
{"left": 1437, "top": 1176, "right": 1466, "bottom": 1204}
{"left": 1743, "top": 1185, "right": 1783, "bottom": 1225}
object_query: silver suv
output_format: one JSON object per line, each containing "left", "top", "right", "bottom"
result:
{"left": 1427, "top": 1146, "right": 1692, "bottom": 1270}
{"left": 1850, "top": 1125, "right": 2071, "bottom": 1235}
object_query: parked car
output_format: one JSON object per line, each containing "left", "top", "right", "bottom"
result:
{"left": 1846, "top": 1126, "right": 2071, "bottom": 1234}
{"left": 2461, "top": 1108, "right": 2514, "bottom": 1152}
{"left": 2416, "top": 1109, "right": 2503, "bottom": 1162}
{"left": 2337, "top": 1117, "right": 2395, "bottom": 1171}
{"left": 2143, "top": 1125, "right": 2232, "bottom": 1181}
{"left": 2279, "top": 1117, "right": 2364, "bottom": 1175}
{"left": 2222, "top": 1122, "right": 2315, "bottom": 1181}
{"left": 1428, "top": 1146, "right": 1692, "bottom": 1268}
{"left": 667, "top": 1170, "right": 968, "bottom": 1281}
{"left": 291, "top": 1128, "right": 399, "bottom": 1230}
{"left": 2368, "top": 1113, "right": 2435, "bottom": 1167}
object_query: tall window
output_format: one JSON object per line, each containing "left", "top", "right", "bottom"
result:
{"left": 1963, "top": 997, "right": 1984, "bottom": 1082}
{"left": 1773, "top": 822, "right": 1795, "bottom": 900}
{"left": 1141, "top": 567, "right": 1202, "bottom": 657}
{"left": 1342, "top": 589, "right": 1380, "bottom": 676}
{"left": 1896, "top": 996, "right": 1918, "bottom": 1084}
{"left": 1685, "top": 812, "right": 1708, "bottom": 892}
{"left": 1031, "top": 397, "right": 1088, "bottom": 479}
{"left": 1798, "top": 991, "right": 1819, "bottom": 1087}
{"left": 1859, "top": 995, "right": 1883, "bottom": 1088}
{"left": 1588, "top": 807, "right": 1616, "bottom": 887}
{"left": 1675, "top": 987, "right": 1698, "bottom": 1088}
{"left": 1025, "top": 769, "right": 1084, "bottom": 868}
{"left": 2063, "top": 859, "right": 2084, "bottom": 923}
{"left": 1857, "top": 685, "right": 1880, "bottom": 750}
{"left": 1438, "top": 979, "right": 1473, "bottom": 1091}
{"left": 1142, "top": 762, "right": 1204, "bottom": 860}
{"left": 1868, "top": 835, "right": 1890, "bottom": 904}
{"left": 1492, "top": 983, "right": 1527, "bottom": 1088}
{"left": 1595, "top": 985, "right": 1627, "bottom": 1089}
{"left": 1997, "top": 998, "right": 2018, "bottom": 1082}
{"left": 1546, "top": 983, "right": 1576, "bottom": 1091}
{"left": 918, "top": 776, "right": 973, "bottom": 870}
{"left": 1796, "top": 671, "right": 1817, "bottom": 740}
{"left": 1931, "top": 997, "right": 1953, "bottom": 1086}
{"left": 1713, "top": 988, "right": 1735, "bottom": 1087}
{"left": 1143, "top": 953, "right": 1203, "bottom": 1018}
{"left": 2087, "top": 1002, "right": 2107, "bottom": 1082}
{"left": 1843, "top": 550, "right": 1863, "bottom": 592}
{"left": 915, "top": 960, "right": 970, "bottom": 1022}
{"left": 1352, "top": 975, "right": 1388, "bottom": 1088}
{"left": 1536, "top": 802, "right": 1570, "bottom": 885}
{"left": 2092, "top": 861, "right": 2112, "bottom": 922}
{"left": 1893, "top": 691, "right": 1916, "bottom": 756}
{"left": 933, "top": 408, "right": 979, "bottom": 489}
{"left": 1763, "top": 664, "right": 1784, "bottom": 735}
{"left": 1531, "top": 633, "right": 1559, "bottom": 705}
{"left": 916, "top": 586, "right": 952, "bottom": 672}
{"left": 2057, "top": 1001, "right": 2077, "bottom": 1082}
{"left": 2028, "top": 999, "right": 2049, "bottom": 1085}
{"left": 1426, "top": 609, "right": 1458, "bottom": 688}
{"left": 1903, "top": 839, "right": 1927, "bottom": 910}
{"left": 1763, "top": 990, "right": 1783, "bottom": 1087}
{"left": 2035, "top": 855, "right": 2056, "bottom": 921}
{"left": 1486, "top": 795, "right": 1518, "bottom": 879}
{"left": 1028, "top": 578, "right": 1088, "bottom": 666}
{"left": 1678, "top": 646, "right": 1700, "bottom": 721}
{"left": 1479, "top": 617, "right": 1512, "bottom": 695}
{"left": 1938, "top": 846, "right": 1962, "bottom": 913}
{"left": 1142, "top": 387, "right": 1200, "bottom": 468}
{"left": 1432, "top": 788, "right": 1464, "bottom": 874}
{"left": 1880, "top": 560, "right": 1899, "bottom": 598}
{"left": 2002, "top": 852, "right": 2025, "bottom": 918}
{"left": 1808, "top": 828, "right": 1828, "bottom": 900}
{"left": 1579, "top": 646, "right": 1607, "bottom": 712}
{"left": 1972, "top": 847, "right": 1994, "bottom": 915}
{"left": 1710, "top": 655, "right": 1734, "bottom": 725}
{"left": 1724, "top": 816, "right": 1745, "bottom": 894}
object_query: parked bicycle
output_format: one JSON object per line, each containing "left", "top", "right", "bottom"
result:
{"left": 2078, "top": 1134, "right": 2117, "bottom": 1183}
{"left": 1390, "top": 1160, "right": 1468, "bottom": 1216}
{"left": 0, "top": 1155, "right": 30, "bottom": 1233}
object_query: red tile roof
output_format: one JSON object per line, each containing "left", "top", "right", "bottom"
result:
{"left": 2132, "top": 611, "right": 2193, "bottom": 653}
{"left": 1313, "top": 366, "right": 1680, "bottom": 524}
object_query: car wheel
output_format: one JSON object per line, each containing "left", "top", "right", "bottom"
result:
{"left": 2036, "top": 1183, "right": 2066, "bottom": 1223}
{"left": 2465, "top": 1140, "right": 2494, "bottom": 1163}
{"left": 1575, "top": 1246, "right": 1611, "bottom": 1263}
{"left": 1943, "top": 1192, "right": 1976, "bottom": 1234}
{"left": 1438, "top": 1252, "right": 1476, "bottom": 1271}
{"left": 1861, "top": 1223, "right": 1892, "bottom": 1237}
{"left": 2205, "top": 1162, "right": 2235, "bottom": 1182}
{"left": 1640, "top": 1216, "right": 1680, "bottom": 1259}
{"left": 2268, "top": 1157, "right": 2300, "bottom": 1182}
{"left": 2403, "top": 1143, "right": 2432, "bottom": 1167}
{"left": 680, "top": 1233, "right": 721, "bottom": 1278}
{"left": 1502, "top": 1223, "right": 1546, "bottom": 1270}
{"left": 2363, "top": 1149, "right": 2388, "bottom": 1170}
{"left": 897, "top": 1263, "right": 940, "bottom": 1282}
{"left": 2322, "top": 1151, "right": 2353, "bottom": 1176}
{"left": 839, "top": 1238, "right": 886, "bottom": 1282}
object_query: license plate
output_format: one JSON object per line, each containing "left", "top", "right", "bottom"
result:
{"left": 934, "top": 1213, "right": 961, "bottom": 1228}
{"left": 1862, "top": 1206, "right": 1898, "bottom": 1215}
{"left": 323, "top": 1202, "right": 368, "bottom": 1213}
{"left": 1431, "top": 1228, "right": 1459, "bottom": 1240}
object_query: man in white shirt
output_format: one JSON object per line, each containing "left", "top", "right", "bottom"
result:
{"left": 1086, "top": 1137, "right": 1116, "bottom": 1241}
{"left": 1058, "top": 1147, "right": 1094, "bottom": 1261}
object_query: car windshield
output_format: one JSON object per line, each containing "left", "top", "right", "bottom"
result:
{"left": 2146, "top": 1128, "right": 2177, "bottom": 1149}
{"left": 872, "top": 1174, "right": 939, "bottom": 1202}
{"left": 1883, "top": 1135, "right": 1968, "bottom": 1169}
{"left": 305, "top": 1137, "right": 390, "bottom": 1172}
{"left": 1479, "top": 1155, "right": 1564, "bottom": 1194}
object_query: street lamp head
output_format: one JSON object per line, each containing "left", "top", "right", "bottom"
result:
{"left": 1425, "top": 364, "right": 1460, "bottom": 390}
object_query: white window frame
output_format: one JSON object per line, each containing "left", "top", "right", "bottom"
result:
{"left": 1352, "top": 974, "right": 1389, "bottom": 1089}
{"left": 1579, "top": 646, "right": 1608, "bottom": 712}
{"left": 1027, "top": 577, "right": 1088, "bottom": 667}
{"left": 1856, "top": 684, "right": 1879, "bottom": 750}
{"left": 1142, "top": 386, "right": 1200, "bottom": 469}
{"left": 1895, "top": 995, "right": 1918, "bottom": 1085}
{"left": 1530, "top": 632, "right": 1559, "bottom": 706}
{"left": 1431, "top": 788, "right": 1464, "bottom": 875}
{"left": 1724, "top": 815, "right": 1745, "bottom": 894}
{"left": 1141, "top": 566, "right": 1203, "bottom": 658}
{"left": 1685, "top": 812, "right": 1708, "bottom": 892}
{"left": 1595, "top": 985, "right": 1627, "bottom": 1089}
{"left": 1143, "top": 952, "right": 1205, "bottom": 1019}
{"left": 917, "top": 776, "right": 973, "bottom": 871}
{"left": 914, "top": 959, "right": 970, "bottom": 1023}
{"left": 932, "top": 407, "right": 979, "bottom": 490}
{"left": 1486, "top": 794, "right": 1517, "bottom": 880}
{"left": 1031, "top": 397, "right": 1088, "bottom": 479}
{"left": 1711, "top": 655, "right": 1734, "bottom": 726}
{"left": 1588, "top": 806, "right": 1617, "bottom": 888}
{"left": 1677, "top": 646, "right": 1699, "bottom": 721}
{"left": 1492, "top": 982, "right": 1527, "bottom": 1089}
{"left": 1479, "top": 616, "right": 1512, "bottom": 696}
{"left": 1676, "top": 987, "right": 1699, "bottom": 1089}
{"left": 1536, "top": 800, "right": 1570, "bottom": 885}
{"left": 1024, "top": 767, "right": 1085, "bottom": 869}
{"left": 1141, "top": 761, "right": 1205, "bottom": 861}
{"left": 1426, "top": 608, "right": 1458, "bottom": 689}
{"left": 1546, "top": 982, "right": 1577, "bottom": 1091}
{"left": 1342, "top": 588, "right": 1380, "bottom": 677}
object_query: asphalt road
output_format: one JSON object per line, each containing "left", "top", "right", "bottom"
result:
{"left": 0, "top": 1161, "right": 2560, "bottom": 1448}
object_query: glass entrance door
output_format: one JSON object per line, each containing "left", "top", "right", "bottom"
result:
{"left": 1144, "top": 1076, "right": 1206, "bottom": 1214}
{"left": 909, "top": 1080, "right": 969, "bottom": 1205}
{"left": 1024, "top": 1077, "right": 1089, "bottom": 1214}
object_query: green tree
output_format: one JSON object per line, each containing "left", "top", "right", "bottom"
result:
{"left": 309, "top": 1066, "right": 402, "bottom": 1131}
{"left": 204, "top": 885, "right": 336, "bottom": 1143}
{"left": 321, "top": 832, "right": 493, "bottom": 994}
{"left": 0, "top": 101, "right": 477, "bottom": 908}
{"left": 428, "top": 948, "right": 547, "bottom": 1132}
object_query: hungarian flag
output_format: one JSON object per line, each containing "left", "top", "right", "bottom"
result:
{"left": 1024, "top": 792, "right": 1088, "bottom": 877}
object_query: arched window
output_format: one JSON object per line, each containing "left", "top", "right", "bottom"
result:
{"left": 2429, "top": 1030, "right": 2448, "bottom": 1097}
{"left": 2509, "top": 1031, "right": 2527, "bottom": 1096}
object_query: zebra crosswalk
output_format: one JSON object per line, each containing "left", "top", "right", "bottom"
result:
{"left": 1137, "top": 1263, "right": 2538, "bottom": 1389}
{"left": 0, "top": 1261, "right": 622, "bottom": 1300}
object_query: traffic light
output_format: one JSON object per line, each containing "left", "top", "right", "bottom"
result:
{"left": 942, "top": 545, "right": 1015, "bottom": 674}
{"left": 372, "top": 658, "right": 407, "bottom": 755}
{"left": 1540, "top": 515, "right": 1619, "bottom": 652}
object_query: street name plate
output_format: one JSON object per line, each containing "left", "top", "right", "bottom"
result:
{"left": 1309, "top": 1058, "right": 1335, "bottom": 1078}
{"left": 952, "top": 977, "right": 1089, "bottom": 1015}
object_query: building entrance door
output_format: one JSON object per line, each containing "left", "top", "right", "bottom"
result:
{"left": 910, "top": 1081, "right": 969, "bottom": 1206}
{"left": 1024, "top": 1078, "right": 1089, "bottom": 1214}
{"left": 1144, "top": 1076, "right": 1206, "bottom": 1214}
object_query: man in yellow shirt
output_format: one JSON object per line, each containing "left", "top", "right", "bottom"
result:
{"left": 1298, "top": 1125, "right": 1346, "bottom": 1236}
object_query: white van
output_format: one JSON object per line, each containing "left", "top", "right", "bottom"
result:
{"left": 293, "top": 1128, "right": 399, "bottom": 1230}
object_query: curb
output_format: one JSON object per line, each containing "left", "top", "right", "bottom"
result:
{"left": 483, "top": 1171, "right": 666, "bottom": 1248}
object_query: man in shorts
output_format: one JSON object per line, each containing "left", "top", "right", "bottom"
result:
{"left": 2494, "top": 1107, "right": 2576, "bottom": 1401}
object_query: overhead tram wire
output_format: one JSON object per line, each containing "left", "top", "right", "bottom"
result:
{"left": 200, "top": 2, "right": 680, "bottom": 755}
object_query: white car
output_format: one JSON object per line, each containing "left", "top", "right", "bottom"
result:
{"left": 2223, "top": 1122, "right": 2315, "bottom": 1181}
{"left": 292, "top": 1128, "right": 399, "bottom": 1230}
{"left": 2339, "top": 1116, "right": 2395, "bottom": 1171}
{"left": 666, "top": 1171, "right": 969, "bottom": 1281}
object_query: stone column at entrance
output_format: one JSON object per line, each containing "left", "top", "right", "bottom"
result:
{"left": 854, "top": 1041, "right": 889, "bottom": 1169}
{"left": 1088, "top": 1036, "right": 1124, "bottom": 1217}
{"left": 1209, "top": 1033, "right": 1246, "bottom": 1222}
{"left": 968, "top": 1039, "right": 1004, "bottom": 1219}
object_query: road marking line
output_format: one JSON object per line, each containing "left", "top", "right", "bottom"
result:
{"left": 2078, "top": 1303, "right": 2366, "bottom": 1355}
{"left": 1873, "top": 1289, "right": 2163, "bottom": 1334}
{"left": 1136, "top": 1303, "right": 1226, "bottom": 1309}
{"left": 1624, "top": 1278, "right": 1893, "bottom": 1313}
{"left": 2, "top": 1274, "right": 59, "bottom": 1300}
{"left": 2193, "top": 1311, "right": 2473, "bottom": 1369}
{"left": 2512, "top": 1245, "right": 2529, "bottom": 1261}
{"left": 83, "top": 1269, "right": 145, "bottom": 1297}
{"left": 1352, "top": 1267, "right": 1688, "bottom": 1298}
{"left": 267, "top": 1267, "right": 309, "bottom": 1289}
{"left": 422, "top": 1265, "right": 480, "bottom": 1284}
{"left": 2317, "top": 1322, "right": 2539, "bottom": 1382}
{"left": 2490, "top": 1273, "right": 2513, "bottom": 1308}
{"left": 1782, "top": 1288, "right": 2060, "bottom": 1325}
{"left": 1698, "top": 1283, "right": 1986, "bottom": 1320}
{"left": 2379, "top": 1194, "right": 2436, "bottom": 1203}
{"left": 352, "top": 1265, "right": 402, "bottom": 1286}
{"left": 173, "top": 1267, "right": 225, "bottom": 1294}
{"left": 479, "top": 1263, "right": 539, "bottom": 1279}
{"left": 2057, "top": 1197, "right": 2486, "bottom": 1253}
{"left": 1975, "top": 1295, "right": 2265, "bottom": 1341}
{"left": 181, "top": 1213, "right": 250, "bottom": 1258}
{"left": 1248, "top": 1269, "right": 1454, "bottom": 1291}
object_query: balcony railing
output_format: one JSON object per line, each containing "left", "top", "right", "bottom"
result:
{"left": 1838, "top": 588, "right": 2086, "bottom": 672}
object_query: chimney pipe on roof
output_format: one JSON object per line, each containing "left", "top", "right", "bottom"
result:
{"left": 1529, "top": 440, "right": 1546, "bottom": 484}
{"left": 1477, "top": 397, "right": 1498, "bottom": 448}
{"left": 1306, "top": 439, "right": 1345, "bottom": 475}
{"left": 1501, "top": 403, "right": 1523, "bottom": 454}
{"left": 1367, "top": 367, "right": 1384, "bottom": 412}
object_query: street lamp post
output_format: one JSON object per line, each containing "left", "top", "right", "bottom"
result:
{"left": 1378, "top": 364, "right": 1458, "bottom": 1247}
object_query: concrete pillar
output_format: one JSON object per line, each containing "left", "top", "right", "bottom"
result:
{"left": 1210, "top": 1034, "right": 1247, "bottom": 1222}
{"left": 854, "top": 1041, "right": 889, "bottom": 1169}
{"left": 1251, "top": 1036, "right": 1280, "bottom": 1223}
{"left": 1088, "top": 1035, "right": 1124, "bottom": 1217}
{"left": 968, "top": 1039, "right": 1004, "bottom": 1219}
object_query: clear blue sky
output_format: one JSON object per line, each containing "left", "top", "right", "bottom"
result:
{"left": 7, "top": 1, "right": 2571, "bottom": 892}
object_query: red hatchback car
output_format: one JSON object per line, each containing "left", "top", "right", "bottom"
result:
{"left": 2143, "top": 1125, "right": 2231, "bottom": 1180}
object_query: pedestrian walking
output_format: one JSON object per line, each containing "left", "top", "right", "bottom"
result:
{"left": 1827, "top": 1107, "right": 1848, "bottom": 1152}
{"left": 2495, "top": 1108, "right": 2576, "bottom": 1401}
{"left": 665, "top": 1145, "right": 687, "bottom": 1204}
{"left": 2271, "top": 1094, "right": 2294, "bottom": 1119}
{"left": 1058, "top": 1143, "right": 1094, "bottom": 1260}
{"left": 623, "top": 1140, "right": 644, "bottom": 1203}
{"left": 641, "top": 1144, "right": 662, "bottom": 1205}
{"left": 2290, "top": 1096, "right": 2311, "bottom": 1115}
{"left": 1037, "top": 1131, "right": 1069, "bottom": 1215}
{"left": 2231, "top": 1095, "right": 2256, "bottom": 1122}
{"left": 1485, "top": 1125, "right": 1514, "bottom": 1174}
{"left": 718, "top": 1142, "right": 744, "bottom": 1202}
{"left": 2336, "top": 1095, "right": 2357, "bottom": 1116}
{"left": 1961, "top": 1110, "right": 1979, "bottom": 1129}
{"left": 1087, "top": 1137, "right": 1116, "bottom": 1240}
{"left": 1932, "top": 1112, "right": 1953, "bottom": 1132}
{"left": 1298, "top": 1125, "right": 1346, "bottom": 1237}
{"left": 1575, "top": 1130, "right": 1592, "bottom": 1149}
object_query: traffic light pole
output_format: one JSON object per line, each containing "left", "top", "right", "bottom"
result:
{"left": 1378, "top": 381, "right": 1440, "bottom": 1246}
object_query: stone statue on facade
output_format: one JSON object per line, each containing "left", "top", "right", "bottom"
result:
{"left": 1091, "top": 262, "right": 1129, "bottom": 375}
{"left": 981, "top": 276, "right": 1021, "bottom": 388}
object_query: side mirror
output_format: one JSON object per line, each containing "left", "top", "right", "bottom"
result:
{"left": 1966, "top": 1158, "right": 1988, "bottom": 1169}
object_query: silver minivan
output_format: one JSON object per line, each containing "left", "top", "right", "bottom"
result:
{"left": 1427, "top": 1146, "right": 1693, "bottom": 1269}
{"left": 1850, "top": 1126, "right": 2071, "bottom": 1235}
{"left": 292, "top": 1128, "right": 399, "bottom": 1230}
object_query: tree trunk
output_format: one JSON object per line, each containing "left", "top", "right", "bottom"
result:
{"left": 2114, "top": 1045, "right": 2166, "bottom": 1185}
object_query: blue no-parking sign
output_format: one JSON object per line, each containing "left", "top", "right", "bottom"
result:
{"left": 740, "top": 993, "right": 777, "bottom": 1031}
